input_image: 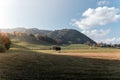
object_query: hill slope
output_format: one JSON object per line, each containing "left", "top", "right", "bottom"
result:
{"left": 1, "top": 28, "right": 96, "bottom": 44}
{"left": 47, "top": 29, "right": 96, "bottom": 44}
{"left": 9, "top": 33, "right": 57, "bottom": 44}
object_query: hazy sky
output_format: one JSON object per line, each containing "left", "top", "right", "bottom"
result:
{"left": 0, "top": 0, "right": 120, "bottom": 43}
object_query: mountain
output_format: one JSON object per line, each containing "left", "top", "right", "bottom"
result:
{"left": 1, "top": 28, "right": 96, "bottom": 44}
{"left": 9, "top": 32, "right": 57, "bottom": 44}
{"left": 47, "top": 29, "right": 96, "bottom": 44}
{"left": 1, "top": 27, "right": 27, "bottom": 32}
{"left": 1, "top": 27, "right": 51, "bottom": 36}
{"left": 25, "top": 28, "right": 51, "bottom": 35}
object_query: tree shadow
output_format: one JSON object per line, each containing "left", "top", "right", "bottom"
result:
{"left": 1, "top": 49, "right": 120, "bottom": 80}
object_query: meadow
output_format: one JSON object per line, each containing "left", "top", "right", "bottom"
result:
{"left": 1, "top": 40, "right": 120, "bottom": 80}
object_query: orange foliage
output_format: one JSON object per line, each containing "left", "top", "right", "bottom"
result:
{"left": 0, "top": 32, "right": 11, "bottom": 49}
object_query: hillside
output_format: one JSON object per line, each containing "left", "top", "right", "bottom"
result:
{"left": 1, "top": 28, "right": 51, "bottom": 35}
{"left": 47, "top": 29, "right": 96, "bottom": 44}
{"left": 25, "top": 28, "right": 51, "bottom": 35}
{"left": 9, "top": 32, "right": 57, "bottom": 44}
{"left": 1, "top": 28, "right": 96, "bottom": 45}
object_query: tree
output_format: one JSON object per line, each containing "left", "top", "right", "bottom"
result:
{"left": 0, "top": 33, "right": 11, "bottom": 52}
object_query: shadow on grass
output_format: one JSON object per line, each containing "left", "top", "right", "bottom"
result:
{"left": 1, "top": 49, "right": 120, "bottom": 80}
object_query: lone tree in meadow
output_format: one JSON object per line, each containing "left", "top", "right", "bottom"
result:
{"left": 0, "top": 33, "right": 11, "bottom": 52}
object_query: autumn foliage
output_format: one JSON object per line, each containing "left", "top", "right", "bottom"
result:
{"left": 0, "top": 33, "right": 11, "bottom": 52}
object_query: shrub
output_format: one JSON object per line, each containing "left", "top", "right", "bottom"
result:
{"left": 0, "top": 33, "right": 11, "bottom": 52}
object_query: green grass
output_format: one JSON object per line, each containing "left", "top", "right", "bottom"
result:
{"left": 61, "top": 44, "right": 91, "bottom": 49}
{"left": 11, "top": 40, "right": 52, "bottom": 50}
{"left": 1, "top": 39, "right": 120, "bottom": 79}
{"left": 11, "top": 38, "right": 120, "bottom": 53}
{"left": 11, "top": 38, "right": 94, "bottom": 50}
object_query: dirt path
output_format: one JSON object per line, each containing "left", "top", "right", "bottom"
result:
{"left": 58, "top": 52, "right": 120, "bottom": 60}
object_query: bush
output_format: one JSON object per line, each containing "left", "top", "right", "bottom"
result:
{"left": 0, "top": 33, "right": 11, "bottom": 52}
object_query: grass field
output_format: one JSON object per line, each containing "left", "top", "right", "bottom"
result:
{"left": 11, "top": 39, "right": 120, "bottom": 53}
{"left": 1, "top": 40, "right": 120, "bottom": 80}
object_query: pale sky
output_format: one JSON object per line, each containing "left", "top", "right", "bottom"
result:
{"left": 0, "top": 0, "right": 120, "bottom": 44}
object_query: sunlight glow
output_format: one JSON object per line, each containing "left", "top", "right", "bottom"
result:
{"left": 0, "top": 0, "right": 14, "bottom": 29}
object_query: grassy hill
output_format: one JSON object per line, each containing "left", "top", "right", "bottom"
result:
{"left": 11, "top": 38, "right": 120, "bottom": 53}
{"left": 9, "top": 32, "right": 57, "bottom": 45}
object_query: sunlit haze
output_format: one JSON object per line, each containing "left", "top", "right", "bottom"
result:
{"left": 0, "top": 0, "right": 120, "bottom": 44}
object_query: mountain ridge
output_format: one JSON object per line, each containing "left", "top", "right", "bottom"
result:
{"left": 1, "top": 28, "right": 96, "bottom": 44}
